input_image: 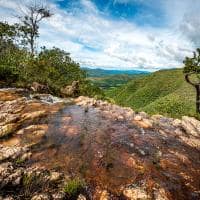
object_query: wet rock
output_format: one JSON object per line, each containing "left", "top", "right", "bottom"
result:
{"left": 21, "top": 110, "right": 47, "bottom": 121}
{"left": 0, "top": 123, "right": 17, "bottom": 138}
{"left": 31, "top": 194, "right": 50, "bottom": 200}
{"left": 181, "top": 116, "right": 200, "bottom": 137}
{"left": 16, "top": 124, "right": 48, "bottom": 135}
{"left": 0, "top": 88, "right": 200, "bottom": 199}
{"left": 123, "top": 186, "right": 150, "bottom": 200}
{"left": 30, "top": 94, "right": 64, "bottom": 104}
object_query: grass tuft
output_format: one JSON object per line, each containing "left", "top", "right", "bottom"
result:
{"left": 63, "top": 178, "right": 85, "bottom": 198}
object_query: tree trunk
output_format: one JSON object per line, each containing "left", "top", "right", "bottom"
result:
{"left": 30, "top": 32, "right": 34, "bottom": 56}
{"left": 185, "top": 73, "right": 200, "bottom": 114}
{"left": 195, "top": 84, "right": 200, "bottom": 113}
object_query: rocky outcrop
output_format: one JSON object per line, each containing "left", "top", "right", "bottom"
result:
{"left": 181, "top": 116, "right": 200, "bottom": 137}
{"left": 60, "top": 81, "right": 80, "bottom": 97}
{"left": 30, "top": 82, "right": 49, "bottom": 93}
{"left": 0, "top": 145, "right": 65, "bottom": 200}
{"left": 0, "top": 89, "right": 200, "bottom": 200}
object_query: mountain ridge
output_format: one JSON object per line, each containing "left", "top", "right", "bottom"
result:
{"left": 106, "top": 68, "right": 198, "bottom": 118}
{"left": 82, "top": 67, "right": 150, "bottom": 77}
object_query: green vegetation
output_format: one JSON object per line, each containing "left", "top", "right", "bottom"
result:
{"left": 84, "top": 67, "right": 148, "bottom": 77}
{"left": 15, "top": 157, "right": 25, "bottom": 164}
{"left": 88, "top": 74, "right": 137, "bottom": 90}
{"left": 22, "top": 173, "right": 47, "bottom": 198}
{"left": 107, "top": 69, "right": 198, "bottom": 118}
{"left": 0, "top": 20, "right": 104, "bottom": 98}
{"left": 85, "top": 67, "right": 149, "bottom": 90}
{"left": 1, "top": 2, "right": 199, "bottom": 118}
{"left": 183, "top": 48, "right": 200, "bottom": 113}
{"left": 0, "top": 2, "right": 105, "bottom": 98}
{"left": 63, "top": 178, "right": 85, "bottom": 198}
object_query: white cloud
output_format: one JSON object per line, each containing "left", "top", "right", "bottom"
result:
{"left": 0, "top": 0, "right": 199, "bottom": 71}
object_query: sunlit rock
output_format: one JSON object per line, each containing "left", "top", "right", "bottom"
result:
{"left": 133, "top": 118, "right": 153, "bottom": 129}
{"left": 21, "top": 110, "right": 47, "bottom": 121}
{"left": 153, "top": 189, "right": 169, "bottom": 200}
{"left": 77, "top": 194, "right": 86, "bottom": 200}
{"left": 182, "top": 116, "right": 200, "bottom": 137}
{"left": 134, "top": 115, "right": 142, "bottom": 121}
{"left": 30, "top": 82, "right": 49, "bottom": 93}
{"left": 60, "top": 81, "right": 79, "bottom": 97}
{"left": 49, "top": 171, "right": 62, "bottom": 182}
{"left": 0, "top": 123, "right": 17, "bottom": 138}
{"left": 0, "top": 146, "right": 27, "bottom": 161}
{"left": 52, "top": 192, "right": 65, "bottom": 200}
{"left": 123, "top": 186, "right": 150, "bottom": 200}
{"left": 31, "top": 194, "right": 50, "bottom": 200}
{"left": 0, "top": 88, "right": 200, "bottom": 199}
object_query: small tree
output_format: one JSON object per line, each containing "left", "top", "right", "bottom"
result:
{"left": 183, "top": 48, "right": 200, "bottom": 113}
{"left": 18, "top": 1, "right": 53, "bottom": 55}
{"left": 0, "top": 21, "right": 28, "bottom": 84}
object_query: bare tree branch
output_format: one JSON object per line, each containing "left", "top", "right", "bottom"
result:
{"left": 17, "top": 1, "right": 53, "bottom": 55}
{"left": 185, "top": 72, "right": 199, "bottom": 86}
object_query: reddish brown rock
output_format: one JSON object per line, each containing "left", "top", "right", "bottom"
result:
{"left": 0, "top": 89, "right": 200, "bottom": 200}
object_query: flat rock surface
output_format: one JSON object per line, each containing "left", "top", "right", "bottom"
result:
{"left": 0, "top": 89, "right": 200, "bottom": 200}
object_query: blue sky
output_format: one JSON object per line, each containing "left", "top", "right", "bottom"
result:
{"left": 0, "top": 0, "right": 200, "bottom": 71}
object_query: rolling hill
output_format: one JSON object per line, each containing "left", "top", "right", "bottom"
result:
{"left": 83, "top": 67, "right": 149, "bottom": 90}
{"left": 83, "top": 67, "right": 149, "bottom": 77}
{"left": 87, "top": 74, "right": 144, "bottom": 90}
{"left": 106, "top": 69, "right": 198, "bottom": 118}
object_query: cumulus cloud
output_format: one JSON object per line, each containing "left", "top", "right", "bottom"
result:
{"left": 0, "top": 0, "right": 199, "bottom": 70}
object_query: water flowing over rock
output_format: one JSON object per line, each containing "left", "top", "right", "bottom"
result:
{"left": 0, "top": 88, "right": 200, "bottom": 199}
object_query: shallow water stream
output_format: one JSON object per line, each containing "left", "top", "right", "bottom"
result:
{"left": 28, "top": 105, "right": 144, "bottom": 194}
{"left": 1, "top": 91, "right": 199, "bottom": 198}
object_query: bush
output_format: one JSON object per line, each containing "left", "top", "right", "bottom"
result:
{"left": 0, "top": 22, "right": 104, "bottom": 98}
{"left": 19, "top": 47, "right": 86, "bottom": 95}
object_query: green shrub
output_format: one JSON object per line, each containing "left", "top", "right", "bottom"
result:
{"left": 63, "top": 178, "right": 85, "bottom": 197}
{"left": 0, "top": 22, "right": 104, "bottom": 98}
